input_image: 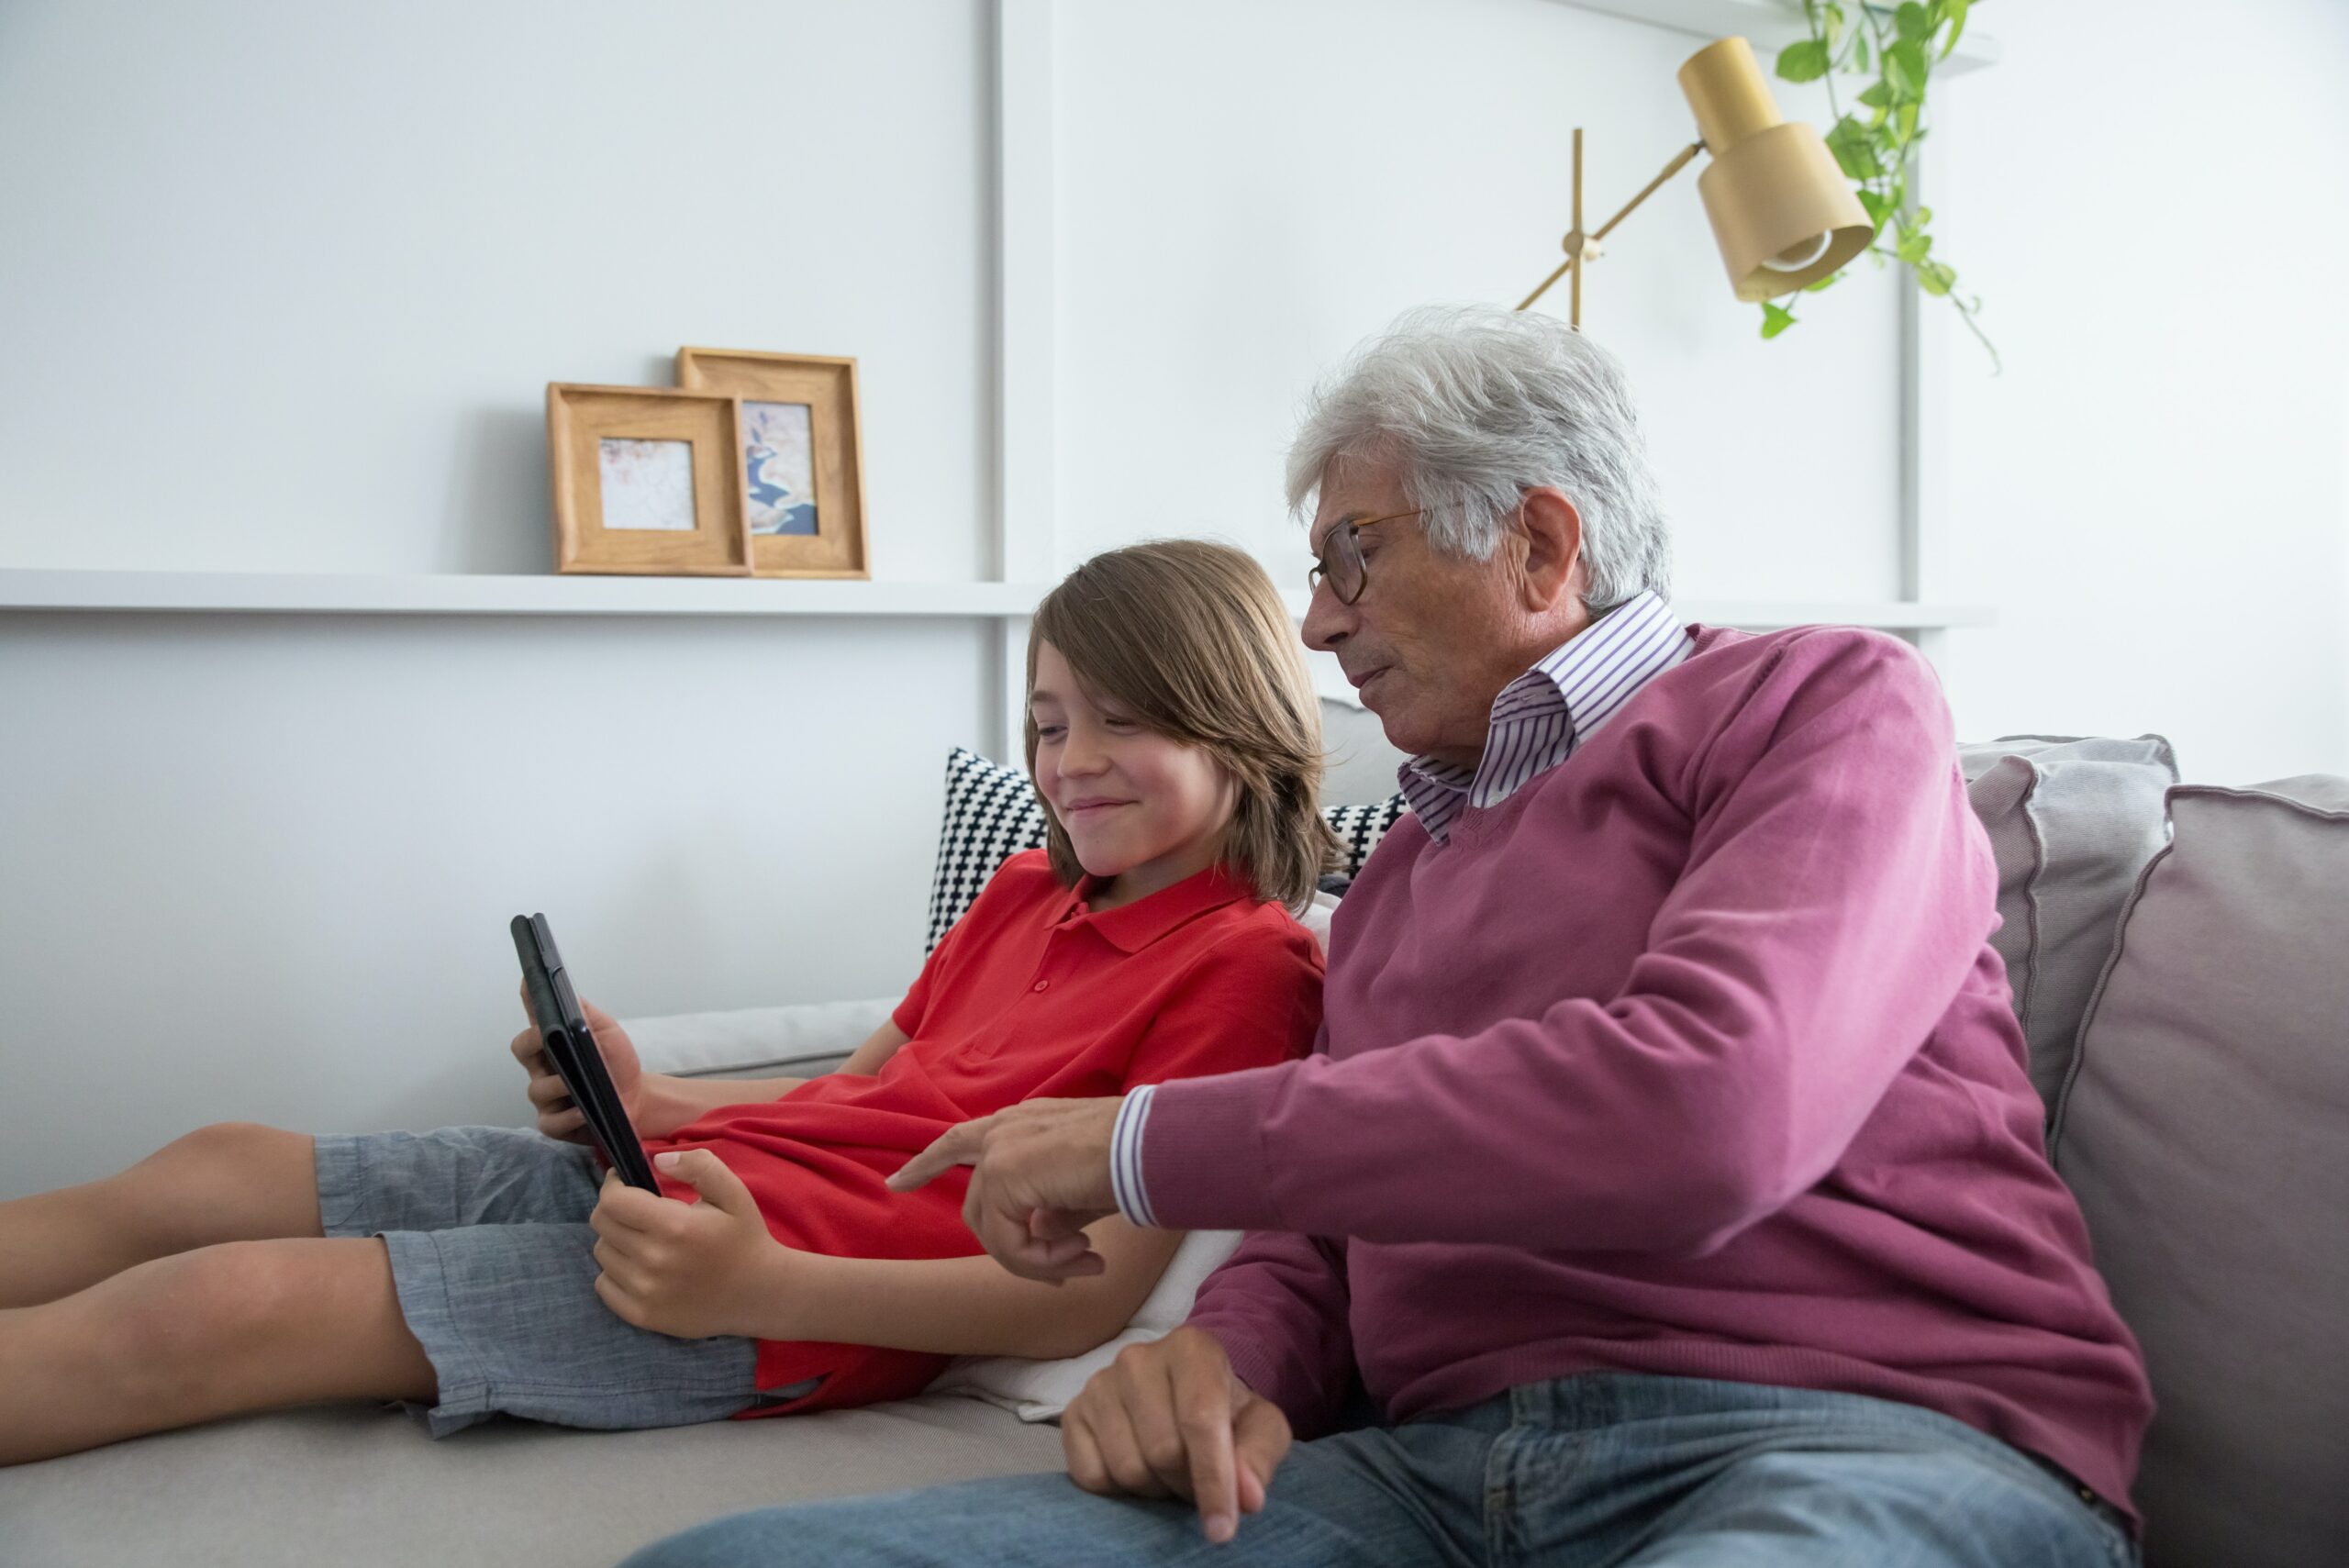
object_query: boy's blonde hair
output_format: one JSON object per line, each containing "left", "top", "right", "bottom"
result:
{"left": 1025, "top": 540, "right": 1341, "bottom": 913}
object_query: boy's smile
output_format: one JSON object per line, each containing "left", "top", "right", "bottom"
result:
{"left": 1028, "top": 641, "right": 1238, "bottom": 911}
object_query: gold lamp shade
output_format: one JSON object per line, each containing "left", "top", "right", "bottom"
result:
{"left": 1677, "top": 37, "right": 1871, "bottom": 301}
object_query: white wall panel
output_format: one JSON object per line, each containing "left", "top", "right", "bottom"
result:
{"left": 0, "top": 0, "right": 992, "bottom": 582}
{"left": 0, "top": 612, "right": 985, "bottom": 1193}
{"left": 1052, "top": 0, "right": 1903, "bottom": 603}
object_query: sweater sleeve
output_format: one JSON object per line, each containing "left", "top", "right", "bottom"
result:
{"left": 1182, "top": 1225, "right": 1357, "bottom": 1440}
{"left": 1136, "top": 631, "right": 1998, "bottom": 1258}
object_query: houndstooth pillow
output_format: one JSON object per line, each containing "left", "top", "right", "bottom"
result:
{"left": 923, "top": 748, "right": 1407, "bottom": 952}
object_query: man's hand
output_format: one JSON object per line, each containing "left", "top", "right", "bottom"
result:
{"left": 510, "top": 986, "right": 644, "bottom": 1143}
{"left": 1062, "top": 1327, "right": 1292, "bottom": 1547}
{"left": 588, "top": 1150, "right": 792, "bottom": 1340}
{"left": 887, "top": 1096, "right": 1124, "bottom": 1281}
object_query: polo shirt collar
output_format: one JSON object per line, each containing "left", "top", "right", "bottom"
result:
{"left": 1054, "top": 861, "right": 1253, "bottom": 953}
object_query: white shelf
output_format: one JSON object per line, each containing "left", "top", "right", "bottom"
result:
{"left": 0, "top": 570, "right": 1051, "bottom": 619}
{"left": 1561, "top": 0, "right": 2000, "bottom": 77}
{"left": 0, "top": 569, "right": 1989, "bottom": 631}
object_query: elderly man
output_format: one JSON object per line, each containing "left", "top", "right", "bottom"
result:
{"left": 626, "top": 306, "right": 2151, "bottom": 1568}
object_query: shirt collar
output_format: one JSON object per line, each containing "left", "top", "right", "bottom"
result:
{"left": 1399, "top": 590, "right": 1687, "bottom": 805}
{"left": 1051, "top": 860, "right": 1254, "bottom": 954}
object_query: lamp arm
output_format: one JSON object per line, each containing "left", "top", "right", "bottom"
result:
{"left": 1516, "top": 255, "right": 1578, "bottom": 314}
{"left": 1516, "top": 139, "right": 1707, "bottom": 316}
{"left": 1591, "top": 139, "right": 1705, "bottom": 242}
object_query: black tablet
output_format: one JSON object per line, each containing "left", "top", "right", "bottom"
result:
{"left": 511, "top": 913, "right": 661, "bottom": 1192}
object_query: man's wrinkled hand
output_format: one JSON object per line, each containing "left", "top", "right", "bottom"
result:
{"left": 887, "top": 1095, "right": 1125, "bottom": 1280}
{"left": 1062, "top": 1327, "right": 1292, "bottom": 1547}
{"left": 588, "top": 1150, "right": 792, "bottom": 1340}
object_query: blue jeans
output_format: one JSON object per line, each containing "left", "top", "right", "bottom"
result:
{"left": 622, "top": 1372, "right": 2137, "bottom": 1567}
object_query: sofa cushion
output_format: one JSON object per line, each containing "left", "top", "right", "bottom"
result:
{"left": 923, "top": 748, "right": 1404, "bottom": 952}
{"left": 0, "top": 1395, "right": 1060, "bottom": 1568}
{"left": 629, "top": 998, "right": 896, "bottom": 1080}
{"left": 1956, "top": 734, "right": 2178, "bottom": 1115}
{"left": 930, "top": 1229, "right": 1249, "bottom": 1422}
{"left": 2050, "top": 774, "right": 2349, "bottom": 1567}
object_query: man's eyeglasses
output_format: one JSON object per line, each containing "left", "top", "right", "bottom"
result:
{"left": 1307, "top": 510, "right": 1424, "bottom": 606}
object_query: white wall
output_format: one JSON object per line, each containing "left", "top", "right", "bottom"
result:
{"left": 0, "top": 611, "right": 989, "bottom": 1189}
{"left": 0, "top": 0, "right": 992, "bottom": 579}
{"left": 1052, "top": 0, "right": 1906, "bottom": 604}
{"left": 1933, "top": 0, "right": 2349, "bottom": 785}
{"left": 0, "top": 0, "right": 998, "bottom": 1197}
{"left": 5, "top": 0, "right": 2345, "bottom": 1200}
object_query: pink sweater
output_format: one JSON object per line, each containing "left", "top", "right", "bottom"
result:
{"left": 1142, "top": 624, "right": 2154, "bottom": 1518}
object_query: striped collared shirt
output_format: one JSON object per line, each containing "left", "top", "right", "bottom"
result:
{"left": 1108, "top": 591, "right": 1691, "bottom": 1229}
{"left": 1398, "top": 590, "right": 1688, "bottom": 843}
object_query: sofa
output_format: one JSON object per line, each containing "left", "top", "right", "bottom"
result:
{"left": 4, "top": 726, "right": 2343, "bottom": 1568}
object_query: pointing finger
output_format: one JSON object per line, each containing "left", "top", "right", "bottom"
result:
{"left": 887, "top": 1119, "right": 989, "bottom": 1192}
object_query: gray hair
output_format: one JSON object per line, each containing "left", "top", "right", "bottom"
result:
{"left": 1286, "top": 305, "right": 1673, "bottom": 611}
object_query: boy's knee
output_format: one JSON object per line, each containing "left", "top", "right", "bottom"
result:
{"left": 102, "top": 1241, "right": 328, "bottom": 1406}
{"left": 120, "top": 1122, "right": 315, "bottom": 1247}
{"left": 152, "top": 1120, "right": 301, "bottom": 1173}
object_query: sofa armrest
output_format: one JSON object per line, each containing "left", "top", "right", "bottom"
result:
{"left": 620, "top": 998, "right": 897, "bottom": 1080}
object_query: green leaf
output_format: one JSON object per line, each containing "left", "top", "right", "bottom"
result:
{"left": 1825, "top": 116, "right": 1883, "bottom": 179}
{"left": 1896, "top": 3, "right": 1931, "bottom": 43}
{"left": 1915, "top": 204, "right": 1933, "bottom": 226}
{"left": 1897, "top": 232, "right": 1933, "bottom": 263}
{"left": 1823, "top": 1, "right": 1845, "bottom": 47}
{"left": 1803, "top": 270, "right": 1845, "bottom": 294}
{"left": 1916, "top": 260, "right": 1956, "bottom": 296}
{"left": 1855, "top": 187, "right": 1891, "bottom": 228}
{"left": 1761, "top": 303, "right": 1798, "bottom": 339}
{"left": 1942, "top": 0, "right": 1972, "bottom": 60}
{"left": 1851, "top": 30, "right": 1870, "bottom": 73}
{"left": 1897, "top": 101, "right": 1920, "bottom": 140}
{"left": 1776, "top": 39, "right": 1831, "bottom": 82}
{"left": 1856, "top": 78, "right": 1890, "bottom": 108}
{"left": 1886, "top": 39, "right": 1929, "bottom": 99}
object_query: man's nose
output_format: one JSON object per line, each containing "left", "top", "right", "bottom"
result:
{"left": 1300, "top": 578, "right": 1351, "bottom": 652}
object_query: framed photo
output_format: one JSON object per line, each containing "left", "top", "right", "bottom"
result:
{"left": 546, "top": 385, "right": 751, "bottom": 576}
{"left": 674, "top": 348, "right": 868, "bottom": 579}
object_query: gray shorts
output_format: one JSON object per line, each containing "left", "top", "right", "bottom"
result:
{"left": 316, "top": 1125, "right": 793, "bottom": 1437}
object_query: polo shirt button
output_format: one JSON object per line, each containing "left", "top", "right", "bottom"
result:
{"left": 1032, "top": 980, "right": 1049, "bottom": 992}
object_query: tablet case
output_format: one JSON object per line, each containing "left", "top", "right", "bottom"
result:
{"left": 511, "top": 913, "right": 661, "bottom": 1192}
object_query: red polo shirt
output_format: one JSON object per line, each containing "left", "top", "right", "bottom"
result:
{"left": 644, "top": 849, "right": 1323, "bottom": 1413}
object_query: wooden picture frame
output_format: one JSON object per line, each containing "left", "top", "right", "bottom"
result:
{"left": 546, "top": 384, "right": 751, "bottom": 576}
{"left": 674, "top": 348, "right": 869, "bottom": 579}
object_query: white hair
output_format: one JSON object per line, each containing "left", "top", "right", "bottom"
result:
{"left": 1286, "top": 305, "right": 1673, "bottom": 611}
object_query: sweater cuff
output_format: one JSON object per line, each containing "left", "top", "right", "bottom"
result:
{"left": 1108, "top": 1085, "right": 1159, "bottom": 1228}
{"left": 1134, "top": 1062, "right": 1294, "bottom": 1231}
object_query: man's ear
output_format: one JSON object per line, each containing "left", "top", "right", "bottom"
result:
{"left": 1515, "top": 488, "right": 1585, "bottom": 613}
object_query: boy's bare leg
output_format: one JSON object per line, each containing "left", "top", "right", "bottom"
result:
{"left": 0, "top": 1123, "right": 322, "bottom": 1307}
{"left": 0, "top": 1236, "right": 435, "bottom": 1465}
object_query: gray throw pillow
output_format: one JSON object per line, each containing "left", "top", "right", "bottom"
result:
{"left": 1956, "top": 735, "right": 2178, "bottom": 1116}
{"left": 2051, "top": 775, "right": 2349, "bottom": 1567}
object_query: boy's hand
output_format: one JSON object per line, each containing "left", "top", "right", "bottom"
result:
{"left": 888, "top": 1096, "right": 1123, "bottom": 1281}
{"left": 510, "top": 986, "right": 644, "bottom": 1143}
{"left": 1062, "top": 1327, "right": 1291, "bottom": 1547}
{"left": 588, "top": 1150, "right": 789, "bottom": 1340}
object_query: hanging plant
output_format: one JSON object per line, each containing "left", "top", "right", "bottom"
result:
{"left": 1766, "top": 0, "right": 1997, "bottom": 369}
